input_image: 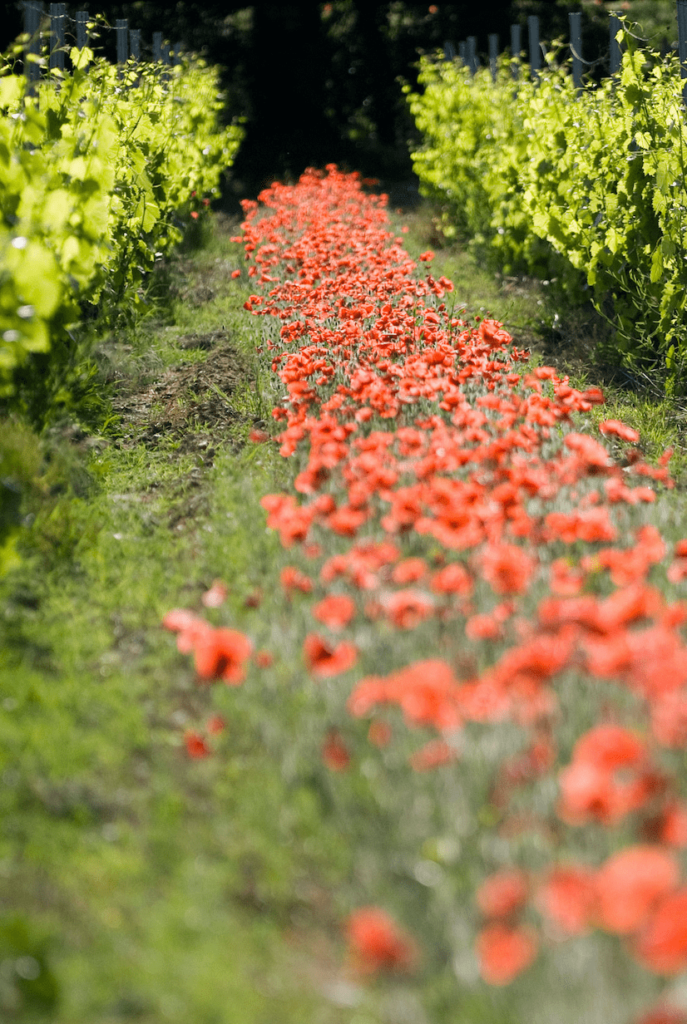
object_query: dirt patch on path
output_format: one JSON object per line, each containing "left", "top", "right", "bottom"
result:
{"left": 111, "top": 333, "right": 259, "bottom": 456}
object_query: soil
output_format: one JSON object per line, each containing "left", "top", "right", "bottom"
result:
{"left": 111, "top": 333, "right": 255, "bottom": 457}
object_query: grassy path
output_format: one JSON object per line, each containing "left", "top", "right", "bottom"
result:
{"left": 0, "top": 222, "right": 358, "bottom": 1024}
{"left": 2, "top": 186, "right": 687, "bottom": 1024}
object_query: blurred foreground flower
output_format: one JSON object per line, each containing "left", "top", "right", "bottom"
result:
{"left": 163, "top": 610, "right": 252, "bottom": 683}
{"left": 636, "top": 1006, "right": 687, "bottom": 1024}
{"left": 345, "top": 907, "right": 417, "bottom": 975}
{"left": 322, "top": 729, "right": 350, "bottom": 771}
{"left": 184, "top": 729, "right": 210, "bottom": 759}
{"left": 476, "top": 922, "right": 538, "bottom": 986}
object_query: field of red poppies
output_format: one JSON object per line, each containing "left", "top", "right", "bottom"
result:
{"left": 164, "top": 166, "right": 687, "bottom": 1023}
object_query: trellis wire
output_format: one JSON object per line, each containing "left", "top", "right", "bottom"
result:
{"left": 20, "top": 2, "right": 182, "bottom": 79}
{"left": 450, "top": 5, "right": 687, "bottom": 106}
{"left": 20, "top": 3, "right": 687, "bottom": 106}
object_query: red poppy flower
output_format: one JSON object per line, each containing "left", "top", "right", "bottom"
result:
{"left": 659, "top": 802, "right": 687, "bottom": 847}
{"left": 184, "top": 729, "right": 210, "bottom": 759}
{"left": 635, "top": 1005, "right": 687, "bottom": 1024}
{"left": 322, "top": 729, "right": 350, "bottom": 771}
{"left": 557, "top": 723, "right": 651, "bottom": 826}
{"left": 477, "top": 869, "right": 529, "bottom": 920}
{"left": 599, "top": 419, "right": 640, "bottom": 443}
{"left": 476, "top": 923, "right": 538, "bottom": 986}
{"left": 201, "top": 580, "right": 228, "bottom": 608}
{"left": 573, "top": 724, "right": 645, "bottom": 770}
{"left": 368, "top": 720, "right": 392, "bottom": 747}
{"left": 303, "top": 633, "right": 357, "bottom": 677}
{"left": 391, "top": 557, "right": 427, "bottom": 584}
{"left": 595, "top": 846, "right": 679, "bottom": 934}
{"left": 206, "top": 715, "right": 225, "bottom": 735}
{"left": 409, "top": 738, "right": 457, "bottom": 771}
{"left": 162, "top": 608, "right": 210, "bottom": 654}
{"left": 652, "top": 691, "right": 687, "bottom": 747}
{"left": 564, "top": 432, "right": 611, "bottom": 469}
{"left": 431, "top": 562, "right": 473, "bottom": 595}
{"left": 634, "top": 888, "right": 687, "bottom": 974}
{"left": 347, "top": 676, "right": 389, "bottom": 717}
{"left": 280, "top": 565, "right": 313, "bottom": 594}
{"left": 480, "top": 544, "right": 535, "bottom": 596}
{"left": 387, "top": 659, "right": 462, "bottom": 732}
{"left": 345, "top": 907, "right": 417, "bottom": 974}
{"left": 550, "top": 558, "right": 585, "bottom": 595}
{"left": 465, "top": 614, "right": 502, "bottom": 641}
{"left": 193, "top": 627, "right": 253, "bottom": 684}
{"left": 384, "top": 589, "right": 434, "bottom": 629}
{"left": 312, "top": 593, "right": 356, "bottom": 630}
{"left": 536, "top": 865, "right": 597, "bottom": 936}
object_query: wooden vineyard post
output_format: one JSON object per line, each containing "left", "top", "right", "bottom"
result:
{"left": 569, "top": 11, "right": 582, "bottom": 93}
{"left": 443, "top": 40, "right": 456, "bottom": 61}
{"left": 155, "top": 32, "right": 171, "bottom": 82}
{"left": 23, "top": 1, "right": 43, "bottom": 86}
{"left": 489, "top": 33, "right": 498, "bottom": 83}
{"left": 75, "top": 10, "right": 88, "bottom": 50}
{"left": 49, "top": 3, "right": 65, "bottom": 72}
{"left": 510, "top": 23, "right": 521, "bottom": 80}
{"left": 115, "top": 19, "right": 128, "bottom": 65}
{"left": 610, "top": 11, "right": 622, "bottom": 75}
{"left": 467, "top": 35, "right": 478, "bottom": 75}
{"left": 679, "top": 0, "right": 687, "bottom": 105}
{"left": 458, "top": 41, "right": 467, "bottom": 67}
{"left": 528, "top": 15, "right": 541, "bottom": 82}
{"left": 130, "top": 29, "right": 141, "bottom": 61}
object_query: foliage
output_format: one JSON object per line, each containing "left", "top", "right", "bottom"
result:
{"left": 0, "top": 41, "right": 242, "bottom": 414}
{"left": 404, "top": 56, "right": 571, "bottom": 283}
{"left": 0, "top": 419, "right": 40, "bottom": 577}
{"left": 406, "top": 30, "right": 687, "bottom": 386}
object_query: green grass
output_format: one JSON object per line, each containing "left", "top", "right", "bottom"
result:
{"left": 0, "top": 222, "right": 358, "bottom": 1024}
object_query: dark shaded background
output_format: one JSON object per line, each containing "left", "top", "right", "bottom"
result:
{"left": 4, "top": 2, "right": 680, "bottom": 198}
